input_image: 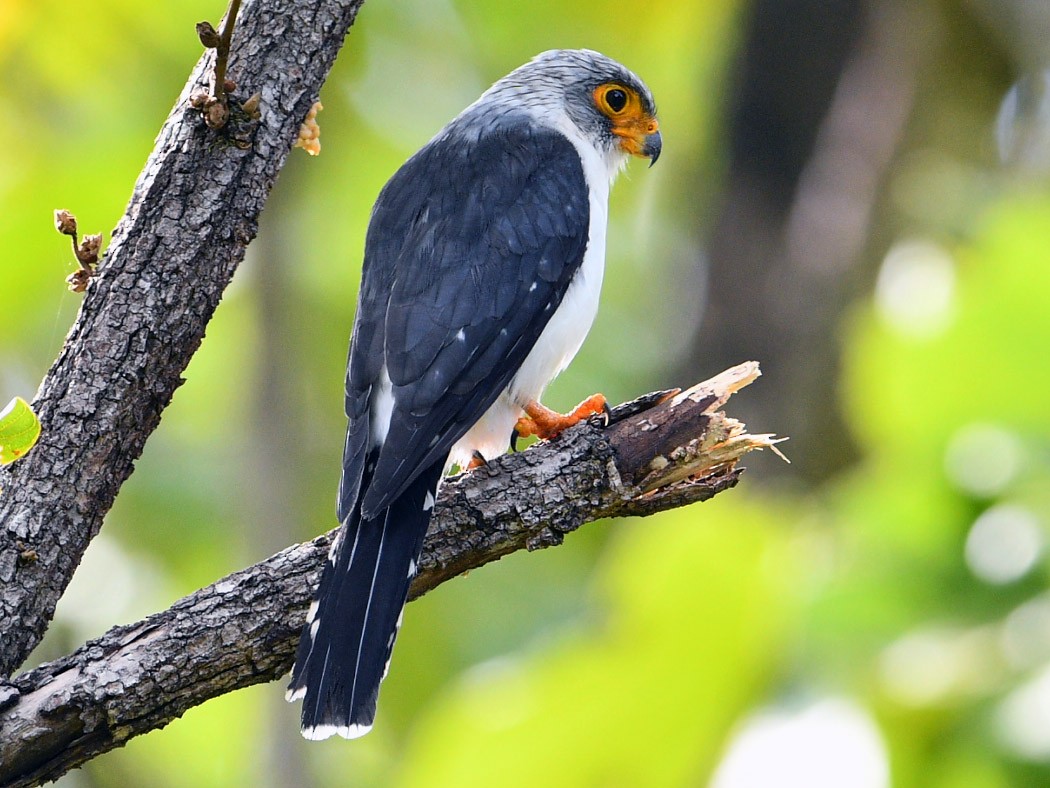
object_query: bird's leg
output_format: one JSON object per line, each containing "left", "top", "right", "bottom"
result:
{"left": 514, "top": 393, "right": 608, "bottom": 441}
{"left": 466, "top": 450, "right": 487, "bottom": 470}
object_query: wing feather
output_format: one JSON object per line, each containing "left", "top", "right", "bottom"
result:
{"left": 344, "top": 121, "right": 590, "bottom": 519}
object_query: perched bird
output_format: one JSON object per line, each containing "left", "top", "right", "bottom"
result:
{"left": 286, "top": 48, "right": 661, "bottom": 740}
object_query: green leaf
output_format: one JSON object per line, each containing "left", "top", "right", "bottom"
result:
{"left": 0, "top": 396, "right": 40, "bottom": 465}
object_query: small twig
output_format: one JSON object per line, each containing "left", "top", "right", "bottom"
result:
{"left": 193, "top": 0, "right": 244, "bottom": 130}
{"left": 53, "top": 209, "right": 102, "bottom": 293}
{"left": 211, "top": 0, "right": 242, "bottom": 109}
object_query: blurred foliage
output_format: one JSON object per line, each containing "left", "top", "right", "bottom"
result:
{"left": 2, "top": 0, "right": 1050, "bottom": 786}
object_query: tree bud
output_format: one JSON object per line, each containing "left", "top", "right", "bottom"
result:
{"left": 196, "top": 21, "right": 221, "bottom": 48}
{"left": 54, "top": 209, "right": 77, "bottom": 236}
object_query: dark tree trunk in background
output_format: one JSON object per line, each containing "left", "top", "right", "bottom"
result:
{"left": 687, "top": 0, "right": 919, "bottom": 482}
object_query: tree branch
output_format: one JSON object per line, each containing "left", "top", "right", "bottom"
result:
{"left": 0, "top": 0, "right": 366, "bottom": 678}
{"left": 0, "top": 364, "right": 780, "bottom": 787}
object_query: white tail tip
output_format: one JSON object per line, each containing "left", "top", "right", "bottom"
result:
{"left": 300, "top": 722, "right": 373, "bottom": 741}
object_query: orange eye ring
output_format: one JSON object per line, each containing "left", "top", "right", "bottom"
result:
{"left": 594, "top": 83, "right": 636, "bottom": 117}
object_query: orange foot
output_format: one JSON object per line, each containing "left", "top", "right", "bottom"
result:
{"left": 514, "top": 393, "right": 608, "bottom": 441}
{"left": 466, "top": 450, "right": 487, "bottom": 470}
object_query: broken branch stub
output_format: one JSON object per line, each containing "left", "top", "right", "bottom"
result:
{"left": 606, "top": 361, "right": 787, "bottom": 495}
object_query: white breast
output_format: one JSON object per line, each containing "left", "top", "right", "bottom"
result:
{"left": 507, "top": 175, "right": 607, "bottom": 404}
{"left": 449, "top": 119, "right": 625, "bottom": 468}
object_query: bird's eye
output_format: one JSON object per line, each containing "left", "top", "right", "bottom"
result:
{"left": 605, "top": 88, "right": 628, "bottom": 113}
{"left": 595, "top": 84, "right": 633, "bottom": 117}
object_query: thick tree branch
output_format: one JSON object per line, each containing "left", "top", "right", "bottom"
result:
{"left": 0, "top": 364, "right": 781, "bottom": 787}
{"left": 0, "top": 0, "right": 366, "bottom": 678}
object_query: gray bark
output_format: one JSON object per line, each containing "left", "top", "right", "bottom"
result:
{"left": 0, "top": 0, "right": 366, "bottom": 677}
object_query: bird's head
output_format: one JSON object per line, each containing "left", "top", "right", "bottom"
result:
{"left": 480, "top": 49, "right": 661, "bottom": 169}
{"left": 590, "top": 79, "right": 662, "bottom": 166}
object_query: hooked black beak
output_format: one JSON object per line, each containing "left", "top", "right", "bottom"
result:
{"left": 644, "top": 129, "right": 662, "bottom": 166}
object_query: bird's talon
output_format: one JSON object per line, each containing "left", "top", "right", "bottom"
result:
{"left": 514, "top": 415, "right": 539, "bottom": 439}
{"left": 516, "top": 393, "right": 608, "bottom": 441}
{"left": 467, "top": 450, "right": 487, "bottom": 470}
{"left": 570, "top": 393, "right": 608, "bottom": 423}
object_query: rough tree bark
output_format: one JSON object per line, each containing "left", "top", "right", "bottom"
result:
{"left": 0, "top": 0, "right": 366, "bottom": 677}
{"left": 0, "top": 365, "right": 778, "bottom": 787}
{"left": 0, "top": 1, "right": 782, "bottom": 785}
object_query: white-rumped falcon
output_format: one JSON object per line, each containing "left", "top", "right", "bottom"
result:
{"left": 286, "top": 48, "right": 661, "bottom": 740}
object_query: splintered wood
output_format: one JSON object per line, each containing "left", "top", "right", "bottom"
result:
{"left": 607, "top": 361, "right": 787, "bottom": 495}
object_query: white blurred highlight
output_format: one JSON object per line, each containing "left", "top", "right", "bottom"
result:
{"left": 874, "top": 239, "right": 955, "bottom": 338}
{"left": 879, "top": 626, "right": 999, "bottom": 706}
{"left": 997, "top": 664, "right": 1050, "bottom": 760}
{"left": 965, "top": 504, "right": 1043, "bottom": 585}
{"left": 996, "top": 71, "right": 1050, "bottom": 176}
{"left": 1002, "top": 594, "right": 1050, "bottom": 671}
{"left": 944, "top": 423, "right": 1023, "bottom": 497}
{"left": 711, "top": 698, "right": 889, "bottom": 788}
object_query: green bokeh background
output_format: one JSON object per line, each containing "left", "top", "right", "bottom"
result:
{"left": 2, "top": 1, "right": 1049, "bottom": 786}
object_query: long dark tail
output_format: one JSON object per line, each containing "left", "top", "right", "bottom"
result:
{"left": 286, "top": 459, "right": 443, "bottom": 740}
